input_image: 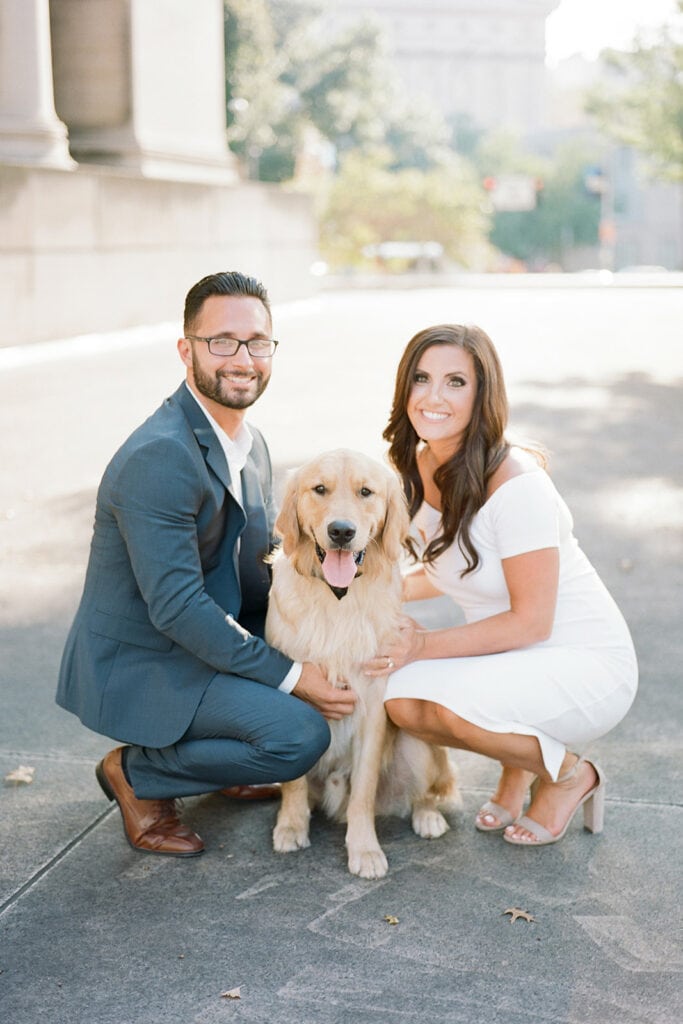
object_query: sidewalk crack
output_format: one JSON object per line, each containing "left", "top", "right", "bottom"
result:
{"left": 0, "top": 805, "right": 114, "bottom": 918}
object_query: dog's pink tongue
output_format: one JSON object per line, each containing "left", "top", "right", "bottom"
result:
{"left": 321, "top": 550, "right": 357, "bottom": 588}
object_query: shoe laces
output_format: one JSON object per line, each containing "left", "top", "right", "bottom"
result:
{"left": 152, "top": 798, "right": 182, "bottom": 826}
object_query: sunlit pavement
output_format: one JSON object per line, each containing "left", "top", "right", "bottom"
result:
{"left": 1, "top": 277, "right": 681, "bottom": 1023}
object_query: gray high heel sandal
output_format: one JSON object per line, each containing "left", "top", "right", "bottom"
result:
{"left": 503, "top": 757, "right": 605, "bottom": 847}
{"left": 475, "top": 800, "right": 517, "bottom": 832}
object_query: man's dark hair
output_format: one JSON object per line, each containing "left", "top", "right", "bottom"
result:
{"left": 183, "top": 271, "right": 272, "bottom": 332}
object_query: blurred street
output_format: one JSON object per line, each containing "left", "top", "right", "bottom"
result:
{"left": 1, "top": 278, "right": 682, "bottom": 1023}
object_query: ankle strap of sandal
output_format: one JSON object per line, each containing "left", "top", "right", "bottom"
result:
{"left": 556, "top": 754, "right": 583, "bottom": 784}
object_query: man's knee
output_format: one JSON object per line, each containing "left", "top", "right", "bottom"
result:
{"left": 277, "top": 703, "right": 330, "bottom": 780}
{"left": 298, "top": 704, "right": 331, "bottom": 760}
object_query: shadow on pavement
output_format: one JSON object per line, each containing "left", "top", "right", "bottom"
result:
{"left": 0, "top": 369, "right": 681, "bottom": 1024}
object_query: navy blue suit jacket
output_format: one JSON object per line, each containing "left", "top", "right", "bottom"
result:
{"left": 56, "top": 383, "right": 293, "bottom": 747}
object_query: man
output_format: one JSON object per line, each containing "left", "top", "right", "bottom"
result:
{"left": 57, "top": 271, "right": 356, "bottom": 857}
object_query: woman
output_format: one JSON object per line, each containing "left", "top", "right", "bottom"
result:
{"left": 366, "top": 324, "right": 637, "bottom": 846}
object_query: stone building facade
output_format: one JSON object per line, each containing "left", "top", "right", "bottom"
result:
{"left": 0, "top": 0, "right": 317, "bottom": 345}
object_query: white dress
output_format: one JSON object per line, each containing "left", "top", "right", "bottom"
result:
{"left": 384, "top": 454, "right": 638, "bottom": 779}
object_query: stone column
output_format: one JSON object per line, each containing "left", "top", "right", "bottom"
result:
{"left": 50, "top": 0, "right": 237, "bottom": 183}
{"left": 0, "top": 0, "right": 73, "bottom": 167}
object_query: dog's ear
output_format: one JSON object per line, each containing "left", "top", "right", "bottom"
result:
{"left": 274, "top": 469, "right": 302, "bottom": 556}
{"left": 379, "top": 472, "right": 410, "bottom": 561}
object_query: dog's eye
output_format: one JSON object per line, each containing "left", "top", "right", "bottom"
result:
{"left": 359, "top": 487, "right": 373, "bottom": 497}
{"left": 313, "top": 484, "right": 327, "bottom": 495}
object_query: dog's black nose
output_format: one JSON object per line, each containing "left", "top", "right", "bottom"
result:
{"left": 327, "top": 520, "right": 356, "bottom": 546}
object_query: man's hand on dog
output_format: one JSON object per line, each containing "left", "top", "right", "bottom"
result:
{"left": 364, "top": 618, "right": 427, "bottom": 677}
{"left": 293, "top": 663, "right": 358, "bottom": 720}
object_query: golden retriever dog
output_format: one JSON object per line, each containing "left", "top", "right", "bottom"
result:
{"left": 267, "top": 449, "right": 458, "bottom": 879}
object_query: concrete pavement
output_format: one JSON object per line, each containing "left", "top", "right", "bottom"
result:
{"left": 1, "top": 281, "right": 681, "bottom": 1023}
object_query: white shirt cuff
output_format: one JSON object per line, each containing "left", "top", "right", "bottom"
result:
{"left": 278, "top": 661, "right": 303, "bottom": 694}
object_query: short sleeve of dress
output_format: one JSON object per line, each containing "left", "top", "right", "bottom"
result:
{"left": 487, "top": 471, "right": 561, "bottom": 559}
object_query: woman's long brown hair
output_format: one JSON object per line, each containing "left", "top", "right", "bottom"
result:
{"left": 384, "top": 324, "right": 513, "bottom": 575}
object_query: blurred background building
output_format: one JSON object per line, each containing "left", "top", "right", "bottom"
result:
{"left": 1, "top": 0, "right": 681, "bottom": 346}
{"left": 543, "top": 51, "right": 683, "bottom": 273}
{"left": 323, "top": 0, "right": 682, "bottom": 275}
{"left": 324, "top": 0, "right": 560, "bottom": 136}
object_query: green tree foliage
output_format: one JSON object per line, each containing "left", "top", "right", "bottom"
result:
{"left": 448, "top": 113, "right": 484, "bottom": 161}
{"left": 586, "top": 3, "right": 683, "bottom": 182}
{"left": 277, "top": 10, "right": 392, "bottom": 151}
{"left": 474, "top": 133, "right": 602, "bottom": 267}
{"left": 224, "top": 0, "right": 295, "bottom": 178}
{"left": 384, "top": 96, "right": 453, "bottom": 171}
{"left": 224, "top": 0, "right": 392, "bottom": 179}
{"left": 224, "top": 0, "right": 449, "bottom": 180}
{"left": 319, "top": 150, "right": 490, "bottom": 269}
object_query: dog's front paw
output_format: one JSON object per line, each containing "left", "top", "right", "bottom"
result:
{"left": 347, "top": 846, "right": 389, "bottom": 879}
{"left": 412, "top": 808, "right": 450, "bottom": 839}
{"left": 273, "top": 822, "right": 311, "bottom": 853}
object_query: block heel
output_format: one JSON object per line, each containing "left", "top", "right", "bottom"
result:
{"left": 503, "top": 757, "right": 606, "bottom": 847}
{"left": 583, "top": 778, "right": 605, "bottom": 834}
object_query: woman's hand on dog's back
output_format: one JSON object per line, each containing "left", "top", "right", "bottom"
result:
{"left": 293, "top": 663, "right": 357, "bottom": 720}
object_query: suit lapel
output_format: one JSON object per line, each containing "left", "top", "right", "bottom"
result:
{"left": 173, "top": 383, "right": 270, "bottom": 622}
{"left": 174, "top": 384, "right": 242, "bottom": 511}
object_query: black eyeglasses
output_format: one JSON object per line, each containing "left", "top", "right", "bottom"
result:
{"left": 185, "top": 336, "right": 279, "bottom": 358}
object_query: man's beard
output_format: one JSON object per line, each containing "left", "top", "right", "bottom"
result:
{"left": 191, "top": 350, "right": 270, "bottom": 409}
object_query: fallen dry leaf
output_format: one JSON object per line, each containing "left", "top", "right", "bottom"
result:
{"left": 220, "top": 988, "right": 241, "bottom": 1000}
{"left": 503, "top": 907, "right": 535, "bottom": 924}
{"left": 4, "top": 765, "right": 35, "bottom": 785}
{"left": 383, "top": 915, "right": 399, "bottom": 926}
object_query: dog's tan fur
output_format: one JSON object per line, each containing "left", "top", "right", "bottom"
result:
{"left": 267, "top": 449, "right": 458, "bottom": 879}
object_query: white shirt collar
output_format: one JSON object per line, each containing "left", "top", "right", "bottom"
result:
{"left": 184, "top": 382, "right": 253, "bottom": 504}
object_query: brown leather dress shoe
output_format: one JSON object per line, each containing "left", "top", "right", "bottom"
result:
{"left": 96, "top": 747, "right": 204, "bottom": 857}
{"left": 219, "top": 783, "right": 282, "bottom": 800}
